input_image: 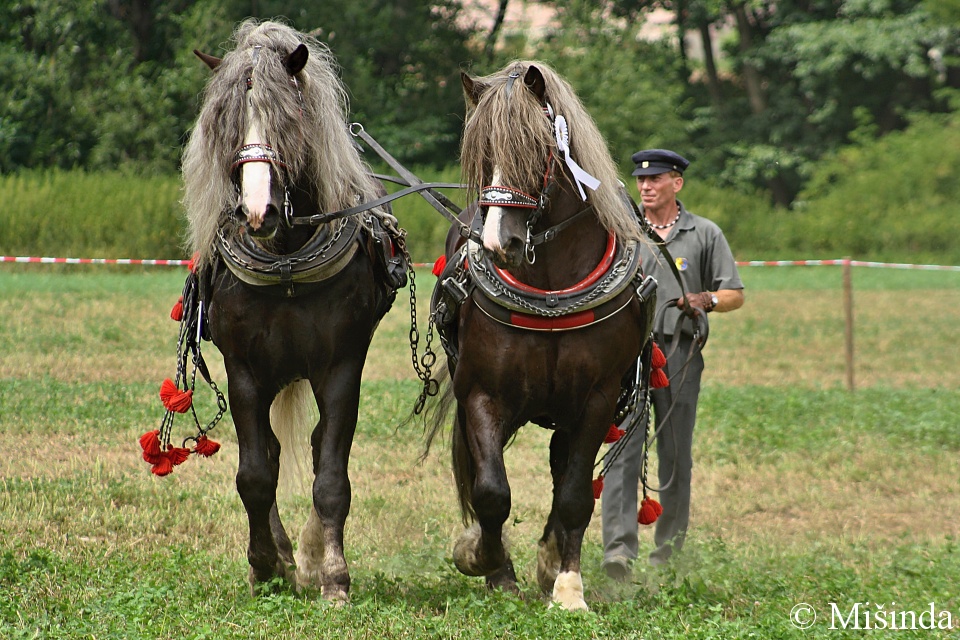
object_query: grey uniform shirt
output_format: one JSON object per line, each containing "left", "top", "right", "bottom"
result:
{"left": 640, "top": 200, "right": 743, "bottom": 336}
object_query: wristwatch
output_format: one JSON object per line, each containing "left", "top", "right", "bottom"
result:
{"left": 709, "top": 293, "right": 719, "bottom": 311}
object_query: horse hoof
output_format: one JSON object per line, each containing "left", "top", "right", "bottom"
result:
{"left": 550, "top": 571, "right": 589, "bottom": 612}
{"left": 485, "top": 559, "right": 519, "bottom": 595}
{"left": 536, "top": 534, "right": 561, "bottom": 594}
{"left": 321, "top": 585, "right": 350, "bottom": 605}
{"left": 295, "top": 565, "right": 324, "bottom": 591}
{"left": 453, "top": 524, "right": 508, "bottom": 577}
{"left": 452, "top": 524, "right": 486, "bottom": 576}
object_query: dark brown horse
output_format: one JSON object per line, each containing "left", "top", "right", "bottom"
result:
{"left": 426, "top": 61, "right": 655, "bottom": 610}
{"left": 182, "top": 20, "right": 405, "bottom": 602}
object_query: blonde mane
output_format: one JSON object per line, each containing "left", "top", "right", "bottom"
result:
{"left": 460, "top": 60, "right": 642, "bottom": 243}
{"left": 182, "top": 19, "right": 381, "bottom": 269}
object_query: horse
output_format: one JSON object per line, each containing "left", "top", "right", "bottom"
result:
{"left": 181, "top": 19, "right": 407, "bottom": 602}
{"left": 425, "top": 61, "right": 657, "bottom": 611}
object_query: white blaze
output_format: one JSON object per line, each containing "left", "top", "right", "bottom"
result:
{"left": 240, "top": 101, "right": 271, "bottom": 230}
{"left": 482, "top": 167, "right": 505, "bottom": 254}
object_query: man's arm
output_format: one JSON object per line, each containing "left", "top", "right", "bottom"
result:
{"left": 677, "top": 288, "right": 744, "bottom": 314}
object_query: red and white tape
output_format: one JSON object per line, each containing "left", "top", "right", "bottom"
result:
{"left": 2, "top": 256, "right": 959, "bottom": 271}
{"left": 1, "top": 256, "right": 189, "bottom": 266}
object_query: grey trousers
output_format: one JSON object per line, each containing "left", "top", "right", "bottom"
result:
{"left": 601, "top": 335, "right": 704, "bottom": 565}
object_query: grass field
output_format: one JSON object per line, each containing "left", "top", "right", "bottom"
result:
{"left": 2, "top": 265, "right": 960, "bottom": 639}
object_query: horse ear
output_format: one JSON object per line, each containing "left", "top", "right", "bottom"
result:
{"left": 523, "top": 65, "right": 547, "bottom": 103}
{"left": 285, "top": 44, "right": 309, "bottom": 76}
{"left": 461, "top": 72, "right": 486, "bottom": 107}
{"left": 194, "top": 49, "right": 222, "bottom": 71}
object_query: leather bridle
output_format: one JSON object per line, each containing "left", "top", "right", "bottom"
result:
{"left": 477, "top": 113, "right": 596, "bottom": 263}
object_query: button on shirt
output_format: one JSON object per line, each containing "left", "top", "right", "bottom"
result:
{"left": 640, "top": 200, "right": 743, "bottom": 336}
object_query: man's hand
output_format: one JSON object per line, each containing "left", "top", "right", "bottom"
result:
{"left": 676, "top": 292, "right": 714, "bottom": 316}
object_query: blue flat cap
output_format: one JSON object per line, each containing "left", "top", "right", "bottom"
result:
{"left": 631, "top": 149, "right": 690, "bottom": 176}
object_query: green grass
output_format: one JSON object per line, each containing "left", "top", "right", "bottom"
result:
{"left": 2, "top": 267, "right": 960, "bottom": 638}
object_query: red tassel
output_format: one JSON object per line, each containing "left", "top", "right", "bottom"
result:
{"left": 187, "top": 252, "right": 200, "bottom": 273}
{"left": 638, "top": 495, "right": 663, "bottom": 525}
{"left": 592, "top": 475, "right": 605, "bottom": 500}
{"left": 149, "top": 446, "right": 192, "bottom": 477}
{"left": 651, "top": 342, "right": 666, "bottom": 369}
{"left": 170, "top": 296, "right": 184, "bottom": 321}
{"left": 159, "top": 378, "right": 193, "bottom": 413}
{"left": 603, "top": 425, "right": 625, "bottom": 444}
{"left": 139, "top": 430, "right": 163, "bottom": 464}
{"left": 193, "top": 435, "right": 221, "bottom": 457}
{"left": 168, "top": 446, "right": 191, "bottom": 466}
{"left": 151, "top": 455, "right": 175, "bottom": 476}
{"left": 650, "top": 367, "right": 669, "bottom": 389}
{"left": 432, "top": 254, "right": 447, "bottom": 277}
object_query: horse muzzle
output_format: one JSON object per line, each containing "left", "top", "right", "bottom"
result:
{"left": 485, "top": 237, "right": 525, "bottom": 270}
{"left": 482, "top": 206, "right": 528, "bottom": 269}
{"left": 236, "top": 202, "right": 280, "bottom": 239}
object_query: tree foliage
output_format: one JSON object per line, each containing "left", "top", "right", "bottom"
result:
{"left": 1, "top": 0, "right": 959, "bottom": 214}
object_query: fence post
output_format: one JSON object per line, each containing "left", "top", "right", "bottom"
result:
{"left": 843, "top": 257, "right": 855, "bottom": 392}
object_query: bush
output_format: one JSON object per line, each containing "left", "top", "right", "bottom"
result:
{"left": 0, "top": 167, "right": 460, "bottom": 265}
{"left": 786, "top": 109, "right": 960, "bottom": 264}
{"left": 0, "top": 169, "right": 184, "bottom": 259}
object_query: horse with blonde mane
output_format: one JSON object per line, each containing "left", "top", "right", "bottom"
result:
{"left": 426, "top": 61, "right": 657, "bottom": 610}
{"left": 181, "top": 19, "right": 407, "bottom": 603}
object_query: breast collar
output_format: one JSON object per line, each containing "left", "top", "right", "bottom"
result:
{"left": 215, "top": 214, "right": 363, "bottom": 297}
{"left": 438, "top": 230, "right": 651, "bottom": 332}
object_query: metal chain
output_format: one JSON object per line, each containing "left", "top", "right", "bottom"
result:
{"left": 471, "top": 250, "right": 632, "bottom": 317}
{"left": 217, "top": 217, "right": 349, "bottom": 273}
{"left": 394, "top": 235, "right": 439, "bottom": 414}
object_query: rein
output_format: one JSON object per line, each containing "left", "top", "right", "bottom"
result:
{"left": 349, "top": 124, "right": 480, "bottom": 242}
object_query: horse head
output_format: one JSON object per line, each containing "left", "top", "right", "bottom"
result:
{"left": 461, "top": 64, "right": 555, "bottom": 270}
{"left": 194, "top": 44, "right": 308, "bottom": 239}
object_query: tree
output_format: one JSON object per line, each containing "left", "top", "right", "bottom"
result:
{"left": 518, "top": 1, "right": 692, "bottom": 169}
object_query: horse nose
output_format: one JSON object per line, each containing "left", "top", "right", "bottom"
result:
{"left": 252, "top": 203, "right": 280, "bottom": 238}
{"left": 490, "top": 236, "right": 525, "bottom": 270}
{"left": 235, "top": 203, "right": 280, "bottom": 238}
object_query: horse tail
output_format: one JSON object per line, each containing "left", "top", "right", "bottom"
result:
{"left": 418, "top": 366, "right": 476, "bottom": 524}
{"left": 271, "top": 379, "right": 316, "bottom": 495}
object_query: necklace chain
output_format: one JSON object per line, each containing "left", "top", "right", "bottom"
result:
{"left": 644, "top": 209, "right": 681, "bottom": 230}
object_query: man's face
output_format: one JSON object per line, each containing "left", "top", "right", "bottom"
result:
{"left": 636, "top": 172, "right": 683, "bottom": 211}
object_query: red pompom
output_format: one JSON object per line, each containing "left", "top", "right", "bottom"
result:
{"left": 187, "top": 252, "right": 200, "bottom": 273}
{"left": 139, "top": 430, "right": 163, "bottom": 464}
{"left": 650, "top": 368, "right": 669, "bottom": 389}
{"left": 603, "top": 425, "right": 625, "bottom": 444}
{"left": 432, "top": 254, "right": 447, "bottom": 277}
{"left": 651, "top": 342, "right": 667, "bottom": 369}
{"left": 159, "top": 378, "right": 193, "bottom": 413}
{"left": 170, "top": 296, "right": 184, "bottom": 321}
{"left": 193, "top": 435, "right": 221, "bottom": 457}
{"left": 638, "top": 496, "right": 663, "bottom": 525}
{"left": 592, "top": 475, "right": 605, "bottom": 500}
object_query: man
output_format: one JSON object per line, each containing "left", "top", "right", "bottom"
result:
{"left": 601, "top": 149, "right": 744, "bottom": 578}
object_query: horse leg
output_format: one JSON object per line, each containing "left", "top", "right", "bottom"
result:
{"left": 537, "top": 430, "right": 569, "bottom": 594}
{"left": 270, "top": 502, "right": 296, "bottom": 579}
{"left": 452, "top": 395, "right": 514, "bottom": 590}
{"left": 228, "top": 369, "right": 286, "bottom": 593}
{"left": 294, "top": 367, "right": 363, "bottom": 604}
{"left": 546, "top": 409, "right": 612, "bottom": 611}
